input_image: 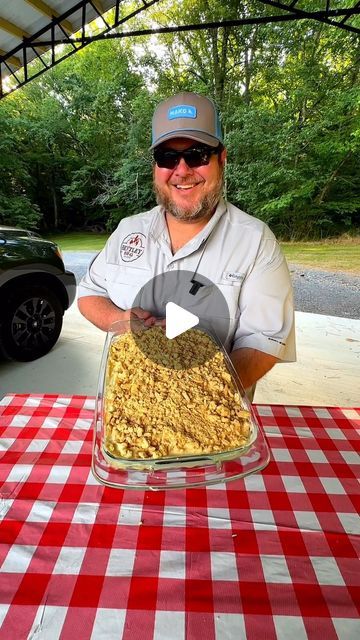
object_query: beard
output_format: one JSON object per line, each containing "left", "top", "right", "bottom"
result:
{"left": 154, "top": 171, "right": 224, "bottom": 222}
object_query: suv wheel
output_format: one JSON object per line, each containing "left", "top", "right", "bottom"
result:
{"left": 0, "top": 285, "right": 63, "bottom": 361}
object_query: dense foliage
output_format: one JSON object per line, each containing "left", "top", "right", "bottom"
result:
{"left": 0, "top": 0, "right": 359, "bottom": 239}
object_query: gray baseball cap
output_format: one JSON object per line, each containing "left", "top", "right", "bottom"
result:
{"left": 151, "top": 91, "right": 223, "bottom": 149}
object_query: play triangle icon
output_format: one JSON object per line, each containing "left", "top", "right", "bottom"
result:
{"left": 165, "top": 302, "right": 199, "bottom": 340}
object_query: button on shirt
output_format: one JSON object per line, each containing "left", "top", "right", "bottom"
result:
{"left": 78, "top": 199, "right": 296, "bottom": 361}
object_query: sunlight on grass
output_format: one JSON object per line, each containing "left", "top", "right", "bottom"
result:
{"left": 47, "top": 232, "right": 360, "bottom": 274}
{"left": 46, "top": 232, "right": 110, "bottom": 251}
{"left": 281, "top": 240, "right": 360, "bottom": 274}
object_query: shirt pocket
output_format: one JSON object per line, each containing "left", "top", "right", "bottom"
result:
{"left": 209, "top": 281, "right": 242, "bottom": 350}
{"left": 215, "top": 281, "right": 242, "bottom": 320}
{"left": 106, "top": 264, "right": 152, "bottom": 310}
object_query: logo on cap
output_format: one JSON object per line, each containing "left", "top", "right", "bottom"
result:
{"left": 168, "top": 105, "right": 197, "bottom": 120}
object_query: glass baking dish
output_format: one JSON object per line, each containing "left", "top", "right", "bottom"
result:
{"left": 91, "top": 318, "right": 270, "bottom": 490}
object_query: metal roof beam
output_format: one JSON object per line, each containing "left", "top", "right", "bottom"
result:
{"left": 0, "top": 48, "right": 21, "bottom": 68}
{"left": 88, "top": 0, "right": 111, "bottom": 29}
{"left": 92, "top": 0, "right": 105, "bottom": 13}
{"left": 0, "top": 0, "right": 162, "bottom": 98}
{"left": 29, "top": 10, "right": 360, "bottom": 48}
{"left": 1, "top": 0, "right": 359, "bottom": 99}
{"left": 24, "top": 0, "right": 75, "bottom": 35}
{"left": 339, "top": 0, "right": 360, "bottom": 25}
{"left": 29, "top": 44, "right": 49, "bottom": 70}
{"left": 0, "top": 17, "right": 47, "bottom": 52}
{"left": 0, "top": 17, "right": 30, "bottom": 39}
{"left": 258, "top": 0, "right": 360, "bottom": 34}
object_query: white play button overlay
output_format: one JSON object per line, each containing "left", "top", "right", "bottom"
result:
{"left": 130, "top": 269, "right": 230, "bottom": 369}
{"left": 165, "top": 302, "right": 199, "bottom": 339}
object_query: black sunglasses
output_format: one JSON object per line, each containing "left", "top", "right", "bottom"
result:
{"left": 153, "top": 144, "right": 220, "bottom": 170}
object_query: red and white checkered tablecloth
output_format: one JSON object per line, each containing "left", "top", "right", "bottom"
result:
{"left": 0, "top": 394, "right": 359, "bottom": 640}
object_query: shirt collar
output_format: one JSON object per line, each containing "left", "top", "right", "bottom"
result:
{"left": 185, "top": 198, "right": 227, "bottom": 253}
{"left": 150, "top": 198, "right": 227, "bottom": 255}
{"left": 150, "top": 205, "right": 167, "bottom": 242}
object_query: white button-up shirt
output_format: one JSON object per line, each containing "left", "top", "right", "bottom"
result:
{"left": 78, "top": 199, "right": 296, "bottom": 361}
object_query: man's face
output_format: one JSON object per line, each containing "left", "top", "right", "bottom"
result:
{"left": 153, "top": 138, "right": 226, "bottom": 222}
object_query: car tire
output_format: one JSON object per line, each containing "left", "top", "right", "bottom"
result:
{"left": 0, "top": 285, "right": 64, "bottom": 361}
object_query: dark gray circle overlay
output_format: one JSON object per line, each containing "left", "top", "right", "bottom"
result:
{"left": 129, "top": 269, "right": 231, "bottom": 369}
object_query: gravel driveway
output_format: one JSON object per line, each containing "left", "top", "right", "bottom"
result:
{"left": 289, "top": 264, "right": 359, "bottom": 319}
{"left": 63, "top": 251, "right": 360, "bottom": 319}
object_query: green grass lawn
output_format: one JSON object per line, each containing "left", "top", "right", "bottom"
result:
{"left": 48, "top": 232, "right": 360, "bottom": 275}
{"left": 281, "top": 239, "right": 360, "bottom": 274}
{"left": 46, "top": 232, "right": 110, "bottom": 251}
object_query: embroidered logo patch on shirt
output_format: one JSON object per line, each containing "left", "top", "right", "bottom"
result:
{"left": 223, "top": 271, "right": 245, "bottom": 283}
{"left": 120, "top": 233, "right": 146, "bottom": 262}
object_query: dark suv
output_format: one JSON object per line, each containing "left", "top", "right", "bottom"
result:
{"left": 0, "top": 226, "right": 76, "bottom": 361}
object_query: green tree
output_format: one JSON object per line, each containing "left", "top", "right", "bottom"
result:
{"left": 0, "top": 0, "right": 358, "bottom": 239}
{"left": 0, "top": 100, "right": 41, "bottom": 228}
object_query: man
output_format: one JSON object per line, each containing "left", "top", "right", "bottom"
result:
{"left": 78, "top": 91, "right": 295, "bottom": 395}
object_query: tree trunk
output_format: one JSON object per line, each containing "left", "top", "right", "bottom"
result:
{"left": 243, "top": 29, "right": 257, "bottom": 106}
{"left": 51, "top": 175, "right": 58, "bottom": 229}
{"left": 315, "top": 151, "right": 352, "bottom": 204}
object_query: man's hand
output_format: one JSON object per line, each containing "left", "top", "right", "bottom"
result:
{"left": 230, "top": 348, "right": 279, "bottom": 391}
{"left": 78, "top": 296, "right": 158, "bottom": 332}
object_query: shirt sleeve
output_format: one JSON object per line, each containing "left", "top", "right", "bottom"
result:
{"left": 77, "top": 247, "right": 110, "bottom": 299}
{"left": 231, "top": 228, "right": 296, "bottom": 362}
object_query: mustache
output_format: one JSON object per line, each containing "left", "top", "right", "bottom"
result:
{"left": 170, "top": 179, "right": 203, "bottom": 186}
{"left": 153, "top": 173, "right": 224, "bottom": 222}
